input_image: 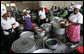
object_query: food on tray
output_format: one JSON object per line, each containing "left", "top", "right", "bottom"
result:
{"left": 38, "top": 29, "right": 44, "bottom": 31}
{"left": 60, "top": 21, "right": 66, "bottom": 24}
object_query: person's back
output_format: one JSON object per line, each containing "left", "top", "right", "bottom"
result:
{"left": 23, "top": 11, "right": 32, "bottom": 31}
{"left": 25, "top": 17, "right": 32, "bottom": 31}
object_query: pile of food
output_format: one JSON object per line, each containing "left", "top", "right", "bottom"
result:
{"left": 47, "top": 40, "right": 57, "bottom": 45}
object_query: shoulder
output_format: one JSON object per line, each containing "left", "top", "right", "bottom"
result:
{"left": 1, "top": 18, "right": 4, "bottom": 23}
{"left": 11, "top": 17, "right": 15, "bottom": 19}
{"left": 39, "top": 11, "right": 42, "bottom": 14}
{"left": 78, "top": 12, "right": 83, "bottom": 17}
{"left": 11, "top": 17, "right": 14, "bottom": 18}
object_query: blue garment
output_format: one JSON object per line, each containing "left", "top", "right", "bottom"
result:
{"left": 25, "top": 17, "right": 32, "bottom": 30}
{"left": 53, "top": 11, "right": 57, "bottom": 16}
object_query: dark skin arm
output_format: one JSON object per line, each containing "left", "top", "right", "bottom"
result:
{"left": 16, "top": 23, "right": 23, "bottom": 27}
{"left": 60, "top": 20, "right": 80, "bottom": 26}
{"left": 66, "top": 20, "right": 80, "bottom": 26}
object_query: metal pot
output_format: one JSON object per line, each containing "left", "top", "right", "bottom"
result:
{"left": 45, "top": 38, "right": 58, "bottom": 49}
{"left": 53, "top": 28, "right": 65, "bottom": 35}
{"left": 53, "top": 24, "right": 65, "bottom": 35}
{"left": 12, "top": 38, "right": 38, "bottom": 53}
{"left": 33, "top": 49, "right": 53, "bottom": 53}
{"left": 41, "top": 23, "right": 52, "bottom": 32}
{"left": 36, "top": 29, "right": 45, "bottom": 38}
{"left": 50, "top": 17, "right": 66, "bottom": 24}
{"left": 20, "top": 31, "right": 34, "bottom": 39}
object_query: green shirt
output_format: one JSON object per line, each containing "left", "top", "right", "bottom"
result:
{"left": 57, "top": 11, "right": 67, "bottom": 18}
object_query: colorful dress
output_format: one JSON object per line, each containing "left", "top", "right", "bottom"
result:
{"left": 66, "top": 21, "right": 80, "bottom": 42}
{"left": 66, "top": 12, "right": 83, "bottom": 43}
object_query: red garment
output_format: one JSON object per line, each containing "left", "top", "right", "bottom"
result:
{"left": 32, "top": 24, "right": 36, "bottom": 30}
{"left": 77, "top": 46, "right": 83, "bottom": 53}
{"left": 9, "top": 48, "right": 13, "bottom": 54}
{"left": 44, "top": 8, "right": 48, "bottom": 13}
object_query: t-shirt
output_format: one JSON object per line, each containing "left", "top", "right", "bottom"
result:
{"left": 39, "top": 9, "right": 46, "bottom": 19}
{"left": 7, "top": 17, "right": 19, "bottom": 28}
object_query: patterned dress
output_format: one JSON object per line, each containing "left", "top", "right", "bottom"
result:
{"left": 66, "top": 21, "right": 80, "bottom": 43}
{"left": 66, "top": 12, "right": 83, "bottom": 43}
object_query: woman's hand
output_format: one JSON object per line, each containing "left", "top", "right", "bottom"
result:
{"left": 12, "top": 23, "right": 16, "bottom": 25}
{"left": 19, "top": 24, "right": 23, "bottom": 27}
{"left": 60, "top": 20, "right": 66, "bottom": 24}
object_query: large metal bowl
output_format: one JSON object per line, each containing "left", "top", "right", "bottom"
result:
{"left": 12, "top": 38, "right": 37, "bottom": 53}
{"left": 20, "top": 31, "right": 34, "bottom": 39}
{"left": 45, "top": 38, "right": 58, "bottom": 49}
{"left": 33, "top": 49, "right": 53, "bottom": 53}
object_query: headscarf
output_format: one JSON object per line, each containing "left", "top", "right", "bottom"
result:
{"left": 74, "top": 4, "right": 81, "bottom": 9}
{"left": 1, "top": 11, "right": 7, "bottom": 17}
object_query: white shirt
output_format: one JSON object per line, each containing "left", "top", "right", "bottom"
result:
{"left": 1, "top": 18, "right": 12, "bottom": 30}
{"left": 69, "top": 12, "right": 83, "bottom": 24}
{"left": 39, "top": 9, "right": 46, "bottom": 19}
{"left": 7, "top": 17, "right": 19, "bottom": 28}
{"left": 1, "top": 18, "right": 12, "bottom": 35}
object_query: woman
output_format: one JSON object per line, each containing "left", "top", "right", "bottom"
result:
{"left": 65, "top": 5, "right": 83, "bottom": 48}
{"left": 23, "top": 10, "right": 32, "bottom": 31}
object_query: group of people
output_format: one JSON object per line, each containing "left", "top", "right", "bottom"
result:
{"left": 22, "top": 3, "right": 83, "bottom": 48}
{"left": 1, "top": 6, "right": 48, "bottom": 53}
{"left": 1, "top": 6, "right": 34, "bottom": 53}
{"left": 1, "top": 2, "right": 83, "bottom": 53}
{"left": 49, "top": 3, "right": 83, "bottom": 48}
{"left": 50, "top": 2, "right": 83, "bottom": 19}
{"left": 49, "top": 5, "right": 67, "bottom": 17}
{"left": 51, "top": 3, "right": 83, "bottom": 48}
